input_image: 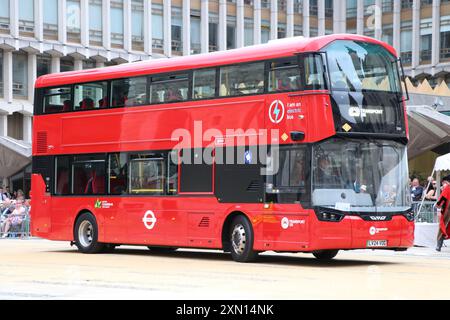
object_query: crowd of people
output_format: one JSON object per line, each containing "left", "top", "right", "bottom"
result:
{"left": 0, "top": 186, "right": 31, "bottom": 239}
{"left": 410, "top": 176, "right": 444, "bottom": 203}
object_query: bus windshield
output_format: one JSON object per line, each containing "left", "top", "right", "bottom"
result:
{"left": 312, "top": 139, "right": 411, "bottom": 213}
{"left": 325, "top": 40, "right": 401, "bottom": 93}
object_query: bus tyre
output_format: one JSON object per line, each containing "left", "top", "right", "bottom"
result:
{"left": 312, "top": 250, "right": 339, "bottom": 261}
{"left": 229, "top": 216, "right": 258, "bottom": 263}
{"left": 102, "top": 244, "right": 117, "bottom": 253}
{"left": 74, "top": 213, "right": 105, "bottom": 254}
{"left": 147, "top": 246, "right": 177, "bottom": 253}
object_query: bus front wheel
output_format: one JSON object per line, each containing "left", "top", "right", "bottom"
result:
{"left": 229, "top": 215, "right": 258, "bottom": 263}
{"left": 74, "top": 212, "right": 105, "bottom": 254}
{"left": 312, "top": 250, "right": 339, "bottom": 261}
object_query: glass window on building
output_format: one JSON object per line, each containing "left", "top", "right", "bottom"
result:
{"left": 191, "top": 13, "right": 201, "bottom": 54}
{"left": 13, "top": 52, "right": 28, "bottom": 99}
{"left": 89, "top": 0, "right": 103, "bottom": 45}
{"left": 209, "top": 14, "right": 219, "bottom": 52}
{"left": 19, "top": 0, "right": 34, "bottom": 35}
{"left": 440, "top": 30, "right": 450, "bottom": 60}
{"left": 37, "top": 54, "right": 51, "bottom": 78}
{"left": 74, "top": 82, "right": 109, "bottom": 110}
{"left": 400, "top": 25, "right": 412, "bottom": 65}
{"left": 420, "top": 34, "right": 432, "bottom": 63}
{"left": 132, "top": 0, "right": 144, "bottom": 51}
{"left": 244, "top": 19, "right": 253, "bottom": 47}
{"left": 172, "top": 7, "right": 183, "bottom": 53}
{"left": 60, "top": 57, "right": 74, "bottom": 72}
{"left": 43, "top": 0, "right": 58, "bottom": 39}
{"left": 0, "top": 50, "right": 3, "bottom": 98}
{"left": 347, "top": 0, "right": 357, "bottom": 19}
{"left": 261, "top": 22, "right": 270, "bottom": 44}
{"left": 111, "top": 0, "right": 124, "bottom": 47}
{"left": 67, "top": 0, "right": 81, "bottom": 43}
{"left": 83, "top": 59, "right": 96, "bottom": 69}
{"left": 0, "top": 0, "right": 9, "bottom": 32}
{"left": 7, "top": 112, "right": 24, "bottom": 140}
{"left": 152, "top": 5, "right": 164, "bottom": 50}
{"left": 227, "top": 17, "right": 236, "bottom": 49}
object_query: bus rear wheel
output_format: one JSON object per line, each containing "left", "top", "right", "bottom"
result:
{"left": 74, "top": 212, "right": 105, "bottom": 254}
{"left": 312, "top": 250, "right": 339, "bottom": 261}
{"left": 229, "top": 215, "right": 258, "bottom": 263}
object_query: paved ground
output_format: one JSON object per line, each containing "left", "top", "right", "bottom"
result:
{"left": 0, "top": 239, "right": 450, "bottom": 300}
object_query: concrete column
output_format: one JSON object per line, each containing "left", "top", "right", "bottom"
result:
{"left": 0, "top": 115, "right": 7, "bottom": 137}
{"left": 375, "top": 0, "right": 382, "bottom": 40}
{"left": 74, "top": 59, "right": 83, "bottom": 70}
{"left": 393, "top": 0, "right": 401, "bottom": 54}
{"left": 35, "top": 0, "right": 44, "bottom": 41}
{"left": 23, "top": 115, "right": 32, "bottom": 144}
{"left": 201, "top": 0, "right": 209, "bottom": 53}
{"left": 334, "top": 0, "right": 346, "bottom": 33}
{"left": 270, "top": 0, "right": 278, "bottom": 40}
{"left": 236, "top": 0, "right": 244, "bottom": 48}
{"left": 357, "top": 0, "right": 364, "bottom": 35}
{"left": 103, "top": 0, "right": 111, "bottom": 50}
{"left": 10, "top": 0, "right": 19, "bottom": 38}
{"left": 432, "top": 0, "right": 441, "bottom": 69}
{"left": 27, "top": 54, "right": 37, "bottom": 104}
{"left": 3, "top": 51, "right": 13, "bottom": 104}
{"left": 183, "top": 0, "right": 191, "bottom": 55}
{"left": 218, "top": 0, "right": 227, "bottom": 51}
{"left": 124, "top": 0, "right": 132, "bottom": 52}
{"left": 58, "top": 0, "right": 67, "bottom": 43}
{"left": 144, "top": 0, "right": 152, "bottom": 55}
{"left": 254, "top": 0, "right": 262, "bottom": 44}
{"left": 318, "top": 0, "right": 325, "bottom": 36}
{"left": 286, "top": 0, "right": 294, "bottom": 37}
{"left": 303, "top": 0, "right": 310, "bottom": 37}
{"left": 163, "top": 0, "right": 172, "bottom": 57}
{"left": 51, "top": 56, "right": 61, "bottom": 74}
{"left": 412, "top": 0, "right": 420, "bottom": 69}
{"left": 80, "top": 0, "right": 89, "bottom": 47}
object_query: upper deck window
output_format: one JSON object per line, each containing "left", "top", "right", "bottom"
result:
{"left": 219, "top": 62, "right": 265, "bottom": 97}
{"left": 325, "top": 40, "right": 401, "bottom": 93}
{"left": 74, "top": 81, "right": 109, "bottom": 110}
{"left": 302, "top": 54, "right": 327, "bottom": 91}
{"left": 193, "top": 68, "right": 217, "bottom": 100}
{"left": 268, "top": 57, "right": 301, "bottom": 92}
{"left": 150, "top": 73, "right": 189, "bottom": 104}
{"left": 43, "top": 87, "right": 72, "bottom": 113}
{"left": 111, "top": 77, "right": 147, "bottom": 107}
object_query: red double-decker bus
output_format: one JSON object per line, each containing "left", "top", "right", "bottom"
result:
{"left": 31, "top": 34, "right": 414, "bottom": 262}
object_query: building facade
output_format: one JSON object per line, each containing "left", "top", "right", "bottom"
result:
{"left": 1, "top": 0, "right": 450, "bottom": 187}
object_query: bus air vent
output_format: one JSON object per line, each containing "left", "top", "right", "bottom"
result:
{"left": 198, "top": 217, "right": 210, "bottom": 228}
{"left": 247, "top": 180, "right": 261, "bottom": 192}
{"left": 36, "top": 132, "right": 48, "bottom": 154}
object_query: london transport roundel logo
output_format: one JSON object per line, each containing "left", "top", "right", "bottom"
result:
{"left": 269, "top": 100, "right": 285, "bottom": 124}
{"left": 369, "top": 226, "right": 377, "bottom": 236}
{"left": 281, "top": 217, "right": 290, "bottom": 230}
{"left": 142, "top": 210, "right": 157, "bottom": 230}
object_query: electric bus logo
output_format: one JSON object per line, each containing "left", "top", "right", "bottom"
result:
{"left": 143, "top": 210, "right": 157, "bottom": 230}
{"left": 269, "top": 100, "right": 285, "bottom": 124}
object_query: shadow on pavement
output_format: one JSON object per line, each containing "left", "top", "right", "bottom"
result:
{"left": 47, "top": 246, "right": 400, "bottom": 267}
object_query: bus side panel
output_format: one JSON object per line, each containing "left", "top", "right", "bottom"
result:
{"left": 309, "top": 215, "right": 353, "bottom": 250}
{"left": 400, "top": 219, "right": 415, "bottom": 247}
{"left": 30, "top": 174, "right": 51, "bottom": 238}
{"left": 305, "top": 94, "right": 336, "bottom": 143}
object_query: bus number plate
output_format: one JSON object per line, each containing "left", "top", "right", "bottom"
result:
{"left": 367, "top": 240, "right": 388, "bottom": 247}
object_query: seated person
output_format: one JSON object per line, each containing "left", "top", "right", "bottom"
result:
{"left": 2, "top": 200, "right": 25, "bottom": 238}
{"left": 278, "top": 78, "right": 292, "bottom": 91}
{"left": 62, "top": 100, "right": 73, "bottom": 112}
{"left": 80, "top": 98, "right": 95, "bottom": 110}
{"left": 165, "top": 88, "right": 183, "bottom": 102}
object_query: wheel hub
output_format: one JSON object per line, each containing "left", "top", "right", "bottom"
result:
{"left": 231, "top": 224, "right": 246, "bottom": 255}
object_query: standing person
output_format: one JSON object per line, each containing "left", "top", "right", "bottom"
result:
{"left": 436, "top": 175, "right": 450, "bottom": 252}
{"left": 411, "top": 178, "right": 424, "bottom": 202}
{"left": 4, "top": 186, "right": 11, "bottom": 199}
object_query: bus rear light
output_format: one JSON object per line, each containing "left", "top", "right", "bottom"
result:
{"left": 315, "top": 210, "right": 345, "bottom": 222}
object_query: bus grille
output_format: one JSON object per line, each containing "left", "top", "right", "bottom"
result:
{"left": 198, "top": 217, "right": 210, "bottom": 228}
{"left": 247, "top": 180, "right": 262, "bottom": 192}
{"left": 36, "top": 131, "right": 48, "bottom": 154}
